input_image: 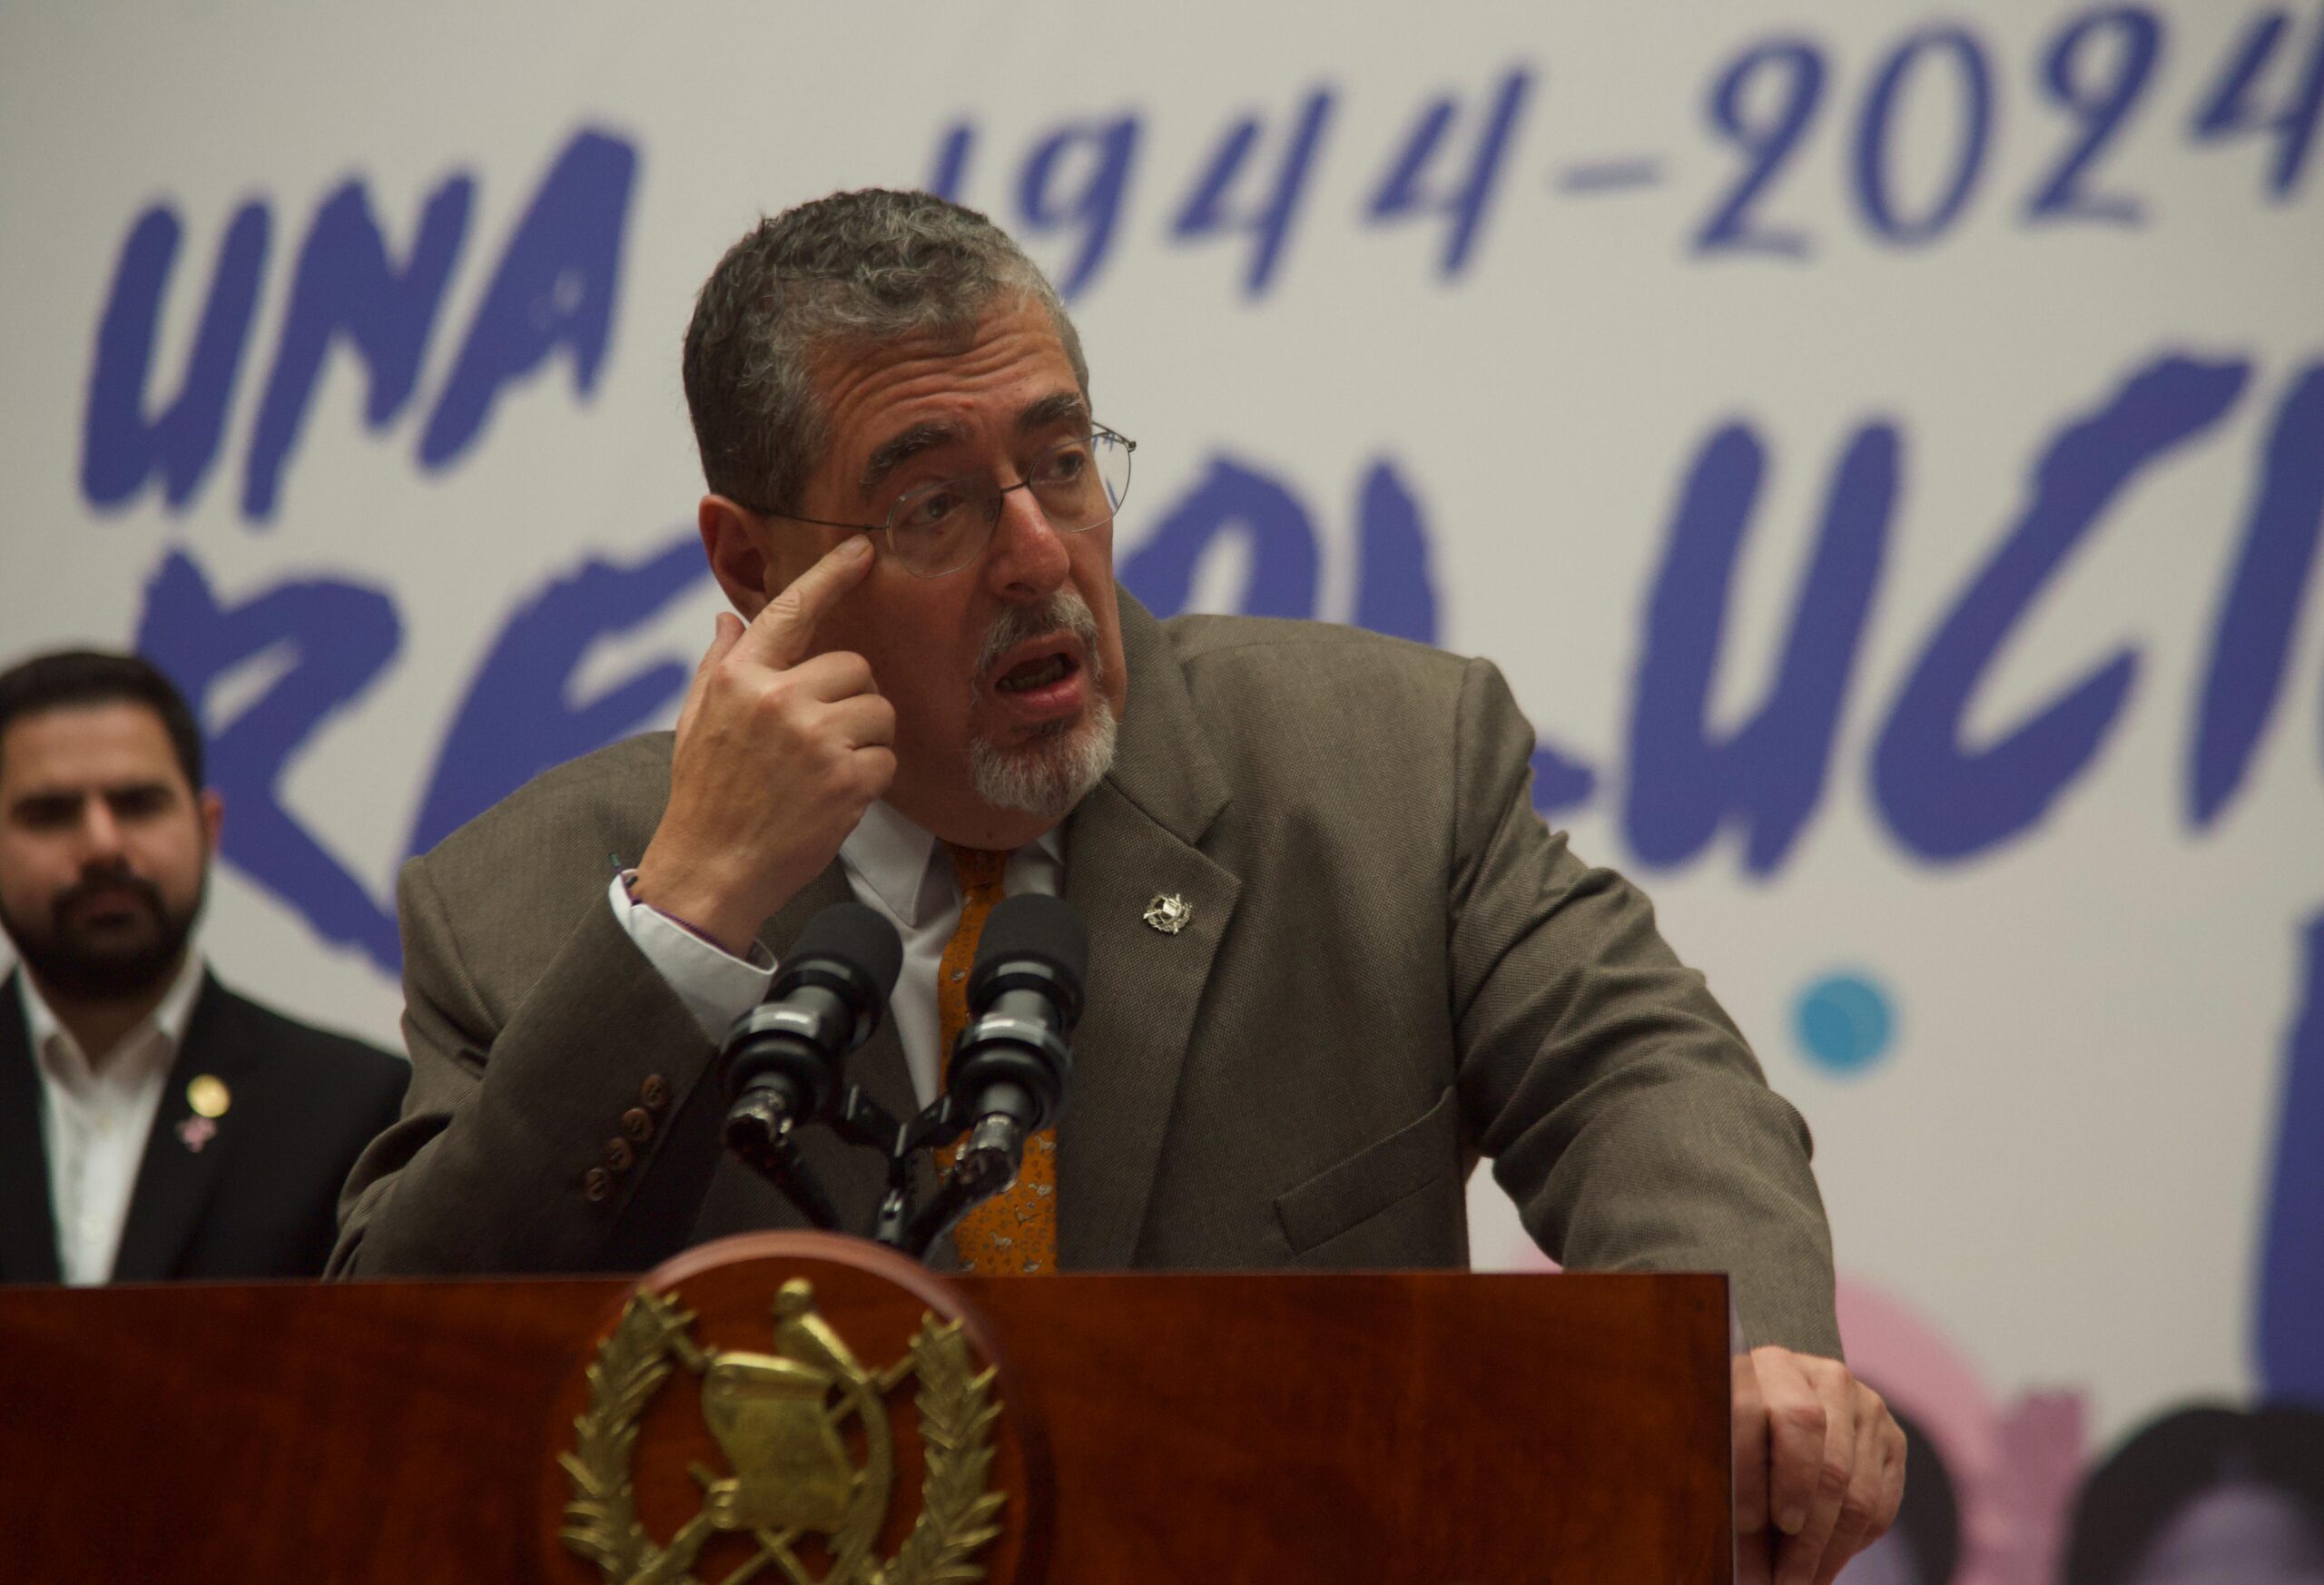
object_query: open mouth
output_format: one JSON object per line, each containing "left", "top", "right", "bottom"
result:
{"left": 994, "top": 651, "right": 1078, "bottom": 694}
{"left": 983, "top": 625, "right": 1091, "bottom": 702}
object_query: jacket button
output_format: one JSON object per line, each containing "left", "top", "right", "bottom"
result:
{"left": 605, "top": 1137, "right": 636, "bottom": 1173}
{"left": 621, "top": 1108, "right": 655, "bottom": 1143}
{"left": 640, "top": 1074, "right": 671, "bottom": 1111}
{"left": 582, "top": 1167, "right": 612, "bottom": 1203}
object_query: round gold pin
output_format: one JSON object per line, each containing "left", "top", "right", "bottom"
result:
{"left": 187, "top": 1074, "right": 231, "bottom": 1118}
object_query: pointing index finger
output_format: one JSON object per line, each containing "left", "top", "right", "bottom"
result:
{"left": 738, "top": 535, "right": 877, "bottom": 669}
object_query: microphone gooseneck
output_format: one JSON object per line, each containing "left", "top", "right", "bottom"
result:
{"left": 946, "top": 892, "right": 1088, "bottom": 1188}
{"left": 718, "top": 901, "right": 904, "bottom": 1162}
{"left": 713, "top": 889, "right": 1090, "bottom": 1263}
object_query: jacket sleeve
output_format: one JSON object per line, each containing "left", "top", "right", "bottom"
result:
{"left": 1445, "top": 657, "right": 1842, "bottom": 1356}
{"left": 329, "top": 855, "right": 733, "bottom": 1276}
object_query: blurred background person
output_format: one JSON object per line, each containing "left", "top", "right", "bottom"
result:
{"left": 0, "top": 649, "right": 405, "bottom": 1285}
{"left": 2063, "top": 1403, "right": 2324, "bottom": 1585}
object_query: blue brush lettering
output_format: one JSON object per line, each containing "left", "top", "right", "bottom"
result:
{"left": 1874, "top": 354, "right": 2248, "bottom": 861}
{"left": 1627, "top": 421, "right": 1898, "bottom": 873}
{"left": 406, "top": 533, "right": 707, "bottom": 856}
{"left": 1016, "top": 113, "right": 1141, "bottom": 300}
{"left": 1170, "top": 88, "right": 1336, "bottom": 297}
{"left": 1851, "top": 26, "right": 1995, "bottom": 246}
{"left": 1352, "top": 458, "right": 1440, "bottom": 645}
{"left": 1119, "top": 455, "right": 1319, "bottom": 619}
{"left": 2258, "top": 908, "right": 2324, "bottom": 1406}
{"left": 2191, "top": 365, "right": 2324, "bottom": 827}
{"left": 1530, "top": 743, "right": 1598, "bottom": 817}
{"left": 1695, "top": 37, "right": 1827, "bottom": 258}
{"left": 242, "top": 174, "right": 474, "bottom": 520}
{"left": 81, "top": 202, "right": 271, "bottom": 511}
{"left": 134, "top": 550, "right": 402, "bottom": 970}
{"left": 1364, "top": 66, "right": 1534, "bottom": 278}
{"left": 928, "top": 123, "right": 975, "bottom": 202}
{"left": 419, "top": 128, "right": 637, "bottom": 468}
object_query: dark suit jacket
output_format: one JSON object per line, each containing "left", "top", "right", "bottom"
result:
{"left": 0, "top": 970, "right": 408, "bottom": 1284}
{"left": 334, "top": 595, "right": 1841, "bottom": 1355}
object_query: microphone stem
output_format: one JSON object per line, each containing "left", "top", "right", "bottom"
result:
{"left": 895, "top": 1114, "right": 1026, "bottom": 1258}
{"left": 725, "top": 1104, "right": 842, "bottom": 1231}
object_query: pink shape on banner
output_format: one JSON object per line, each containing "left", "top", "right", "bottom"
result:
{"left": 1839, "top": 1278, "right": 2087, "bottom": 1585}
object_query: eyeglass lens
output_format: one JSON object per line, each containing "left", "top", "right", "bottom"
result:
{"left": 883, "top": 430, "right": 1134, "bottom": 577}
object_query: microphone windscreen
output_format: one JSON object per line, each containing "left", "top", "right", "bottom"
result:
{"left": 972, "top": 892, "right": 1089, "bottom": 999}
{"left": 787, "top": 901, "right": 905, "bottom": 999}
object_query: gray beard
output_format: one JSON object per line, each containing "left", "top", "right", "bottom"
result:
{"left": 968, "top": 698, "right": 1118, "bottom": 821}
{"left": 966, "top": 588, "right": 1119, "bottom": 821}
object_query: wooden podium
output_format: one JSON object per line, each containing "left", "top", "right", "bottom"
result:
{"left": 0, "top": 1234, "right": 1733, "bottom": 1582}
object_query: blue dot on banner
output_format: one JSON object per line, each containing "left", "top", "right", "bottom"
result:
{"left": 1793, "top": 972, "right": 1896, "bottom": 1076}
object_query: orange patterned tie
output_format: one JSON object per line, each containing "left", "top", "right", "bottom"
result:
{"left": 938, "top": 842, "right": 1059, "bottom": 1275}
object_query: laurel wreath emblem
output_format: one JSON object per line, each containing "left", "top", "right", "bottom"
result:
{"left": 886, "top": 1316, "right": 1006, "bottom": 1583}
{"left": 558, "top": 1289, "right": 1005, "bottom": 1585}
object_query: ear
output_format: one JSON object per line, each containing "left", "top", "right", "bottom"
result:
{"left": 198, "top": 788, "right": 224, "bottom": 850}
{"left": 698, "top": 495, "right": 778, "bottom": 620}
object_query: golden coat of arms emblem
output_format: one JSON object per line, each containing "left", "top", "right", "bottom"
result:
{"left": 557, "top": 1276, "right": 1006, "bottom": 1585}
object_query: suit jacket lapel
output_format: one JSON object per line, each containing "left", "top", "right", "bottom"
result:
{"left": 111, "top": 975, "right": 243, "bottom": 1284}
{"left": 0, "top": 976, "right": 63, "bottom": 1284}
{"left": 1058, "top": 595, "right": 1240, "bottom": 1268}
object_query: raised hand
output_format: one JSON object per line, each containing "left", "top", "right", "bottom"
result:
{"left": 631, "top": 537, "right": 893, "bottom": 955}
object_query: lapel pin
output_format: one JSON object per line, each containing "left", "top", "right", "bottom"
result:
{"left": 1143, "top": 893, "right": 1192, "bottom": 935}
{"left": 176, "top": 1116, "right": 218, "bottom": 1153}
{"left": 187, "top": 1074, "right": 231, "bottom": 1118}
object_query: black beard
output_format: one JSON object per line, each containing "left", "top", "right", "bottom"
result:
{"left": 0, "top": 864, "right": 202, "bottom": 1001}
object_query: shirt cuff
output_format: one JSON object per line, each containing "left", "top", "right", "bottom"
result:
{"left": 607, "top": 872, "right": 774, "bottom": 1043}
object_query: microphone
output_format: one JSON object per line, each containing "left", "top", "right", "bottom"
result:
{"left": 946, "top": 893, "right": 1088, "bottom": 1198}
{"left": 720, "top": 902, "right": 904, "bottom": 1157}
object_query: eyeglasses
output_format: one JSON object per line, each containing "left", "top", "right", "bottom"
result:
{"left": 749, "top": 426, "right": 1137, "bottom": 579}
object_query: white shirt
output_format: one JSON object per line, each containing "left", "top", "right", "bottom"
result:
{"left": 611, "top": 802, "right": 1065, "bottom": 1106}
{"left": 19, "top": 949, "right": 207, "bottom": 1285}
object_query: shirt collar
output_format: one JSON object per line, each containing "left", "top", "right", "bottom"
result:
{"left": 18, "top": 946, "right": 206, "bottom": 1095}
{"left": 840, "top": 801, "right": 1065, "bottom": 930}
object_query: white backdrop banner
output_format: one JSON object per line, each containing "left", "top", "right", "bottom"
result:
{"left": 4, "top": 4, "right": 2320, "bottom": 1578}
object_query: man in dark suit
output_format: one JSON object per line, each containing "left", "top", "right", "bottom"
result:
{"left": 0, "top": 649, "right": 406, "bottom": 1285}
{"left": 335, "top": 190, "right": 1904, "bottom": 1580}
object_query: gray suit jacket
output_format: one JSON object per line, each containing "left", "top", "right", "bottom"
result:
{"left": 332, "top": 595, "right": 1839, "bottom": 1355}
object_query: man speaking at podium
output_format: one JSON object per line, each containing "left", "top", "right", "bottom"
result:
{"left": 334, "top": 190, "right": 1904, "bottom": 1577}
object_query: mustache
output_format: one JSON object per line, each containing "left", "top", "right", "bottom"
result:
{"left": 54, "top": 863, "right": 165, "bottom": 928}
{"left": 971, "top": 589, "right": 1103, "bottom": 695}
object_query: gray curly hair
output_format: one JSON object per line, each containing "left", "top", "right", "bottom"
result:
{"left": 682, "top": 189, "right": 1089, "bottom": 515}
